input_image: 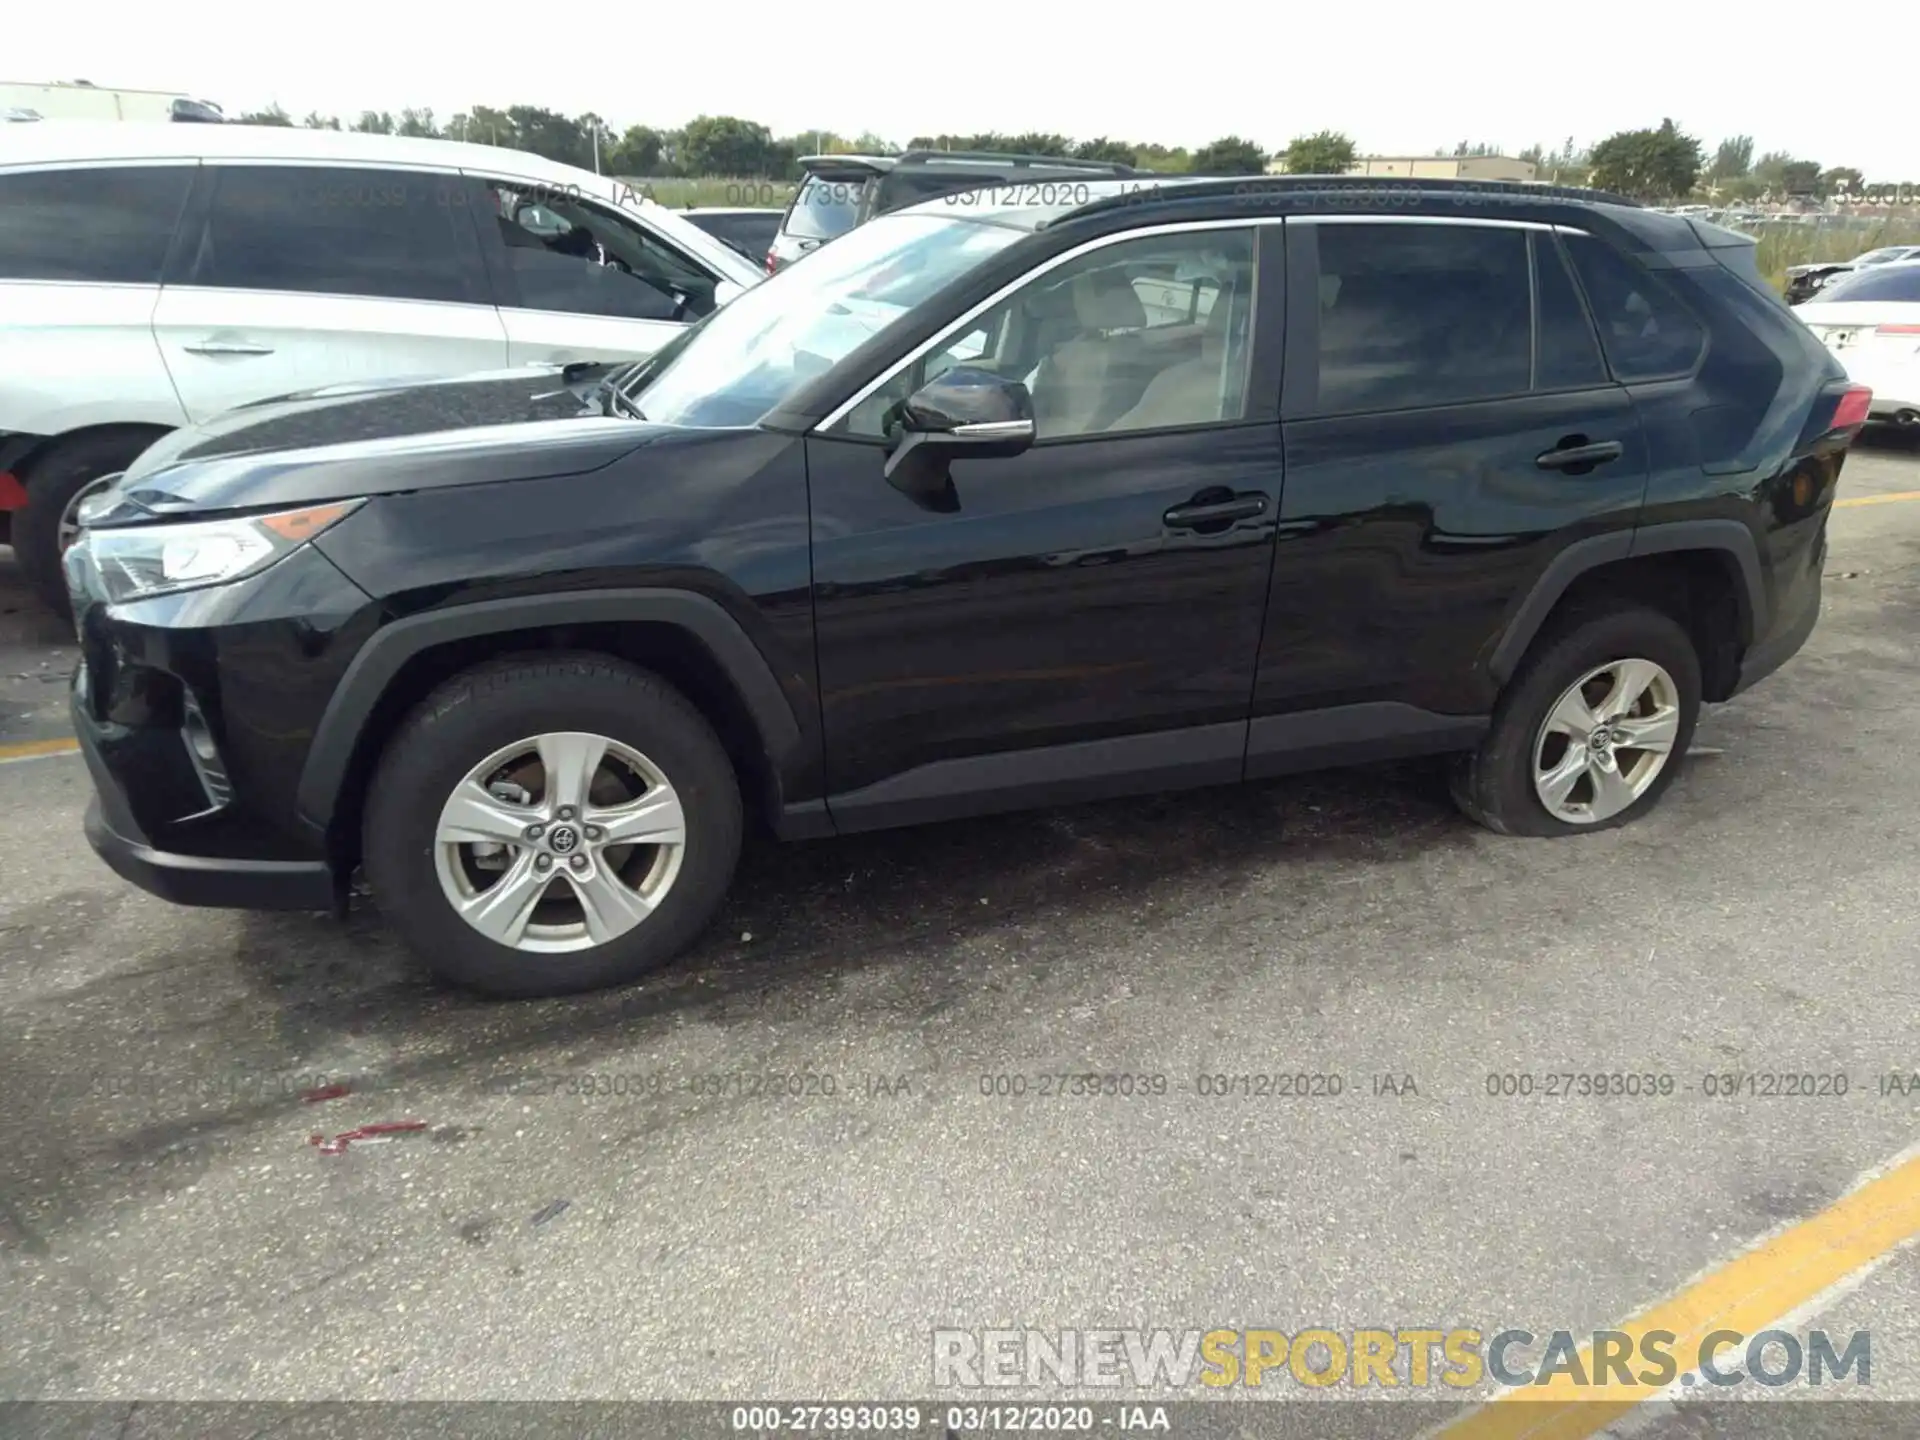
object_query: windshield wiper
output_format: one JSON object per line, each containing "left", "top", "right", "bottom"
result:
{"left": 596, "top": 370, "right": 647, "bottom": 421}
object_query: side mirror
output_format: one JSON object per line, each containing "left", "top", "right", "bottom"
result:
{"left": 882, "top": 367, "right": 1035, "bottom": 486}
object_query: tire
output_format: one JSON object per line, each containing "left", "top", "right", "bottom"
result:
{"left": 361, "top": 653, "right": 743, "bottom": 998}
{"left": 14, "top": 430, "right": 164, "bottom": 618}
{"left": 1451, "top": 605, "right": 1701, "bottom": 837}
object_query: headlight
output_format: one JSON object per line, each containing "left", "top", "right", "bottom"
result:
{"left": 81, "top": 500, "right": 363, "bottom": 603}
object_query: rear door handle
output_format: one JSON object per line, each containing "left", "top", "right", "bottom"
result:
{"left": 1164, "top": 494, "right": 1268, "bottom": 529}
{"left": 184, "top": 340, "right": 275, "bottom": 356}
{"left": 1536, "top": 437, "right": 1623, "bottom": 472}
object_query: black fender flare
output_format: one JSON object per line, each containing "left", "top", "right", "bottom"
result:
{"left": 1487, "top": 521, "right": 1767, "bottom": 686}
{"left": 294, "top": 588, "right": 807, "bottom": 834}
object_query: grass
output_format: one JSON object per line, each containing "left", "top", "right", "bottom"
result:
{"left": 615, "top": 176, "right": 798, "bottom": 211}
{"left": 1749, "top": 218, "right": 1920, "bottom": 291}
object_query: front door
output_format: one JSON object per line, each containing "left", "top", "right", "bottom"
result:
{"left": 1249, "top": 217, "right": 1653, "bottom": 770}
{"left": 153, "top": 163, "right": 507, "bottom": 424}
{"left": 806, "top": 223, "right": 1286, "bottom": 830}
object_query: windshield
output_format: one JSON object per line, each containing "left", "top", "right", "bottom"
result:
{"left": 622, "top": 214, "right": 1027, "bottom": 428}
{"left": 783, "top": 173, "right": 867, "bottom": 241}
{"left": 1817, "top": 266, "right": 1920, "bottom": 304}
{"left": 1853, "top": 248, "right": 1908, "bottom": 267}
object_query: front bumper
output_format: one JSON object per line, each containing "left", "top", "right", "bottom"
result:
{"left": 65, "top": 539, "right": 376, "bottom": 912}
{"left": 82, "top": 795, "right": 335, "bottom": 910}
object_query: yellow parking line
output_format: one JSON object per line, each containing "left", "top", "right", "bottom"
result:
{"left": 0, "top": 737, "right": 79, "bottom": 765}
{"left": 1434, "top": 1143, "right": 1920, "bottom": 1440}
{"left": 1835, "top": 489, "right": 1920, "bottom": 508}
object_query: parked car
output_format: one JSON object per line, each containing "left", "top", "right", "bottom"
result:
{"left": 1785, "top": 244, "right": 1920, "bottom": 305}
{"left": 764, "top": 149, "right": 1142, "bottom": 273}
{"left": 65, "top": 175, "right": 1866, "bottom": 998}
{"left": 1795, "top": 260, "right": 1920, "bottom": 427}
{"left": 682, "top": 206, "right": 783, "bottom": 266}
{"left": 0, "top": 122, "right": 763, "bottom": 616}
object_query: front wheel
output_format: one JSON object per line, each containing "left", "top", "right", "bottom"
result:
{"left": 361, "top": 654, "right": 742, "bottom": 997}
{"left": 1452, "top": 606, "right": 1702, "bottom": 837}
{"left": 14, "top": 430, "right": 161, "bottom": 618}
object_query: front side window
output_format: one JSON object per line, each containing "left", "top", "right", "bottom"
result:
{"left": 623, "top": 213, "right": 1026, "bottom": 429}
{"left": 483, "top": 180, "right": 716, "bottom": 322}
{"left": 0, "top": 165, "right": 193, "bottom": 284}
{"left": 185, "top": 165, "right": 480, "bottom": 304}
{"left": 1310, "top": 221, "right": 1533, "bottom": 414}
{"left": 1562, "top": 232, "right": 1706, "bottom": 381}
{"left": 839, "top": 228, "right": 1257, "bottom": 441}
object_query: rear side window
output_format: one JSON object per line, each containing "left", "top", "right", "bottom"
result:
{"left": 1310, "top": 221, "right": 1532, "bottom": 413}
{"left": 183, "top": 165, "right": 481, "bottom": 304}
{"left": 1533, "top": 232, "right": 1608, "bottom": 390}
{"left": 784, "top": 174, "right": 865, "bottom": 241}
{"left": 0, "top": 165, "right": 192, "bottom": 284}
{"left": 1816, "top": 266, "right": 1920, "bottom": 304}
{"left": 1562, "top": 233, "right": 1706, "bottom": 381}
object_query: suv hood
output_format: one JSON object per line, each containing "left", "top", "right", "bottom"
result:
{"left": 100, "top": 365, "right": 661, "bottom": 518}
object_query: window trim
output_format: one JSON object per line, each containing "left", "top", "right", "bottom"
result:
{"left": 1528, "top": 230, "right": 1613, "bottom": 397}
{"left": 1551, "top": 223, "right": 1710, "bottom": 386}
{"left": 814, "top": 216, "right": 1284, "bottom": 436}
{"left": 1285, "top": 214, "right": 1546, "bottom": 421}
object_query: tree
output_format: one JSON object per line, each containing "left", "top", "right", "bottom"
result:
{"left": 608, "top": 124, "right": 665, "bottom": 176}
{"left": 1821, "top": 166, "right": 1865, "bottom": 198}
{"left": 1709, "top": 135, "right": 1753, "bottom": 181}
{"left": 351, "top": 111, "right": 396, "bottom": 135}
{"left": 1752, "top": 150, "right": 1821, "bottom": 197}
{"left": 1179, "top": 136, "right": 1263, "bottom": 176}
{"left": 396, "top": 108, "right": 438, "bottom": 139}
{"left": 234, "top": 103, "right": 293, "bottom": 127}
{"left": 1074, "top": 137, "right": 1138, "bottom": 166}
{"left": 1280, "top": 130, "right": 1356, "bottom": 175}
{"left": 678, "top": 115, "right": 778, "bottom": 177}
{"left": 300, "top": 111, "right": 341, "bottom": 131}
{"left": 1586, "top": 119, "right": 1701, "bottom": 200}
{"left": 1452, "top": 140, "right": 1503, "bottom": 158}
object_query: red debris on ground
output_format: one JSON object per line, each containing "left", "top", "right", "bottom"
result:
{"left": 308, "top": 1120, "right": 428, "bottom": 1155}
{"left": 300, "top": 1082, "right": 353, "bottom": 1104}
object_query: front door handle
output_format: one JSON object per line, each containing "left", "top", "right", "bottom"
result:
{"left": 1536, "top": 436, "right": 1623, "bottom": 473}
{"left": 1164, "top": 492, "right": 1268, "bottom": 530}
{"left": 184, "top": 340, "right": 275, "bottom": 356}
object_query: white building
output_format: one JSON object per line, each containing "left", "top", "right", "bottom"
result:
{"left": 1, "top": 80, "right": 221, "bottom": 124}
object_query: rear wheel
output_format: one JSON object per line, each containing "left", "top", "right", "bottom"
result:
{"left": 361, "top": 654, "right": 742, "bottom": 997}
{"left": 1452, "top": 606, "right": 1701, "bottom": 837}
{"left": 14, "top": 430, "right": 162, "bottom": 618}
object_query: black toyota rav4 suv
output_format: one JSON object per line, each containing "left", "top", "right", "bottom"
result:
{"left": 66, "top": 176, "right": 1868, "bottom": 998}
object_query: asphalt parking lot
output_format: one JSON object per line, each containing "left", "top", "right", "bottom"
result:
{"left": 5, "top": 434, "right": 1920, "bottom": 1432}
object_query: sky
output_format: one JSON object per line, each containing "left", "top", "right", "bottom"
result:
{"left": 6, "top": 1, "right": 1914, "bottom": 179}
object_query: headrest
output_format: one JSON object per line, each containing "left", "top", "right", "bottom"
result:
{"left": 1071, "top": 267, "right": 1147, "bottom": 330}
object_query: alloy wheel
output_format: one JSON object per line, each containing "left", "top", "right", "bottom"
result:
{"left": 432, "top": 731, "right": 687, "bottom": 953}
{"left": 1531, "top": 657, "right": 1682, "bottom": 825}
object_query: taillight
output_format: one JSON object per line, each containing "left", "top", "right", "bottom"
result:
{"left": 1832, "top": 384, "right": 1873, "bottom": 430}
{"left": 1875, "top": 323, "right": 1920, "bottom": 336}
{"left": 765, "top": 252, "right": 778, "bottom": 275}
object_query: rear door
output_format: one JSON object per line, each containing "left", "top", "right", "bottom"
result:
{"left": 152, "top": 162, "right": 506, "bottom": 423}
{"left": 0, "top": 161, "right": 196, "bottom": 435}
{"left": 1249, "top": 216, "right": 1651, "bottom": 769}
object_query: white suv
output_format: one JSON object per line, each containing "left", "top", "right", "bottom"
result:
{"left": 0, "top": 123, "right": 764, "bottom": 614}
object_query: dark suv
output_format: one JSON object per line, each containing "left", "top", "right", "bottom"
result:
{"left": 66, "top": 176, "right": 1868, "bottom": 998}
{"left": 763, "top": 149, "right": 1142, "bottom": 273}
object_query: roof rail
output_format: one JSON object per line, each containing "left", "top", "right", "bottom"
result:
{"left": 1057, "top": 173, "right": 1640, "bottom": 221}
{"left": 893, "top": 149, "right": 1138, "bottom": 174}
